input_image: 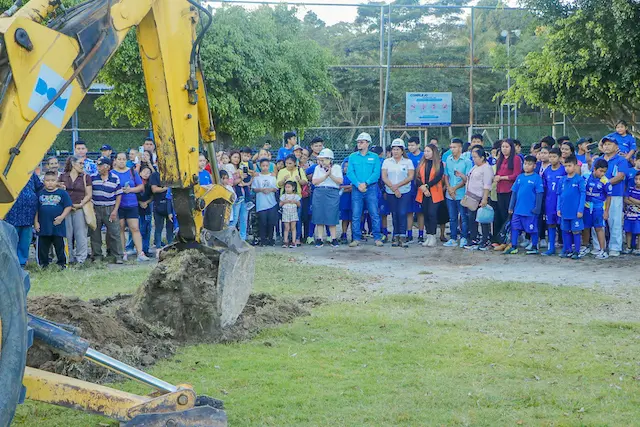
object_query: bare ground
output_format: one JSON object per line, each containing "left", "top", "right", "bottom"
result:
{"left": 260, "top": 243, "right": 640, "bottom": 295}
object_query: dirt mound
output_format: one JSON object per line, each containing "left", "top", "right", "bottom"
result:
{"left": 131, "top": 249, "right": 221, "bottom": 340}
{"left": 26, "top": 292, "right": 314, "bottom": 384}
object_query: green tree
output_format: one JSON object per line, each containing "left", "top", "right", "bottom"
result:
{"left": 505, "top": 0, "right": 640, "bottom": 128}
{"left": 95, "top": 4, "right": 334, "bottom": 144}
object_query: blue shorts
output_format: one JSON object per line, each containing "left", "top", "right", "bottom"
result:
{"left": 545, "top": 207, "right": 560, "bottom": 225}
{"left": 561, "top": 218, "right": 584, "bottom": 232}
{"left": 379, "top": 193, "right": 390, "bottom": 216}
{"left": 583, "top": 207, "right": 604, "bottom": 229}
{"left": 340, "top": 210, "right": 352, "bottom": 221}
{"left": 511, "top": 214, "right": 538, "bottom": 233}
{"left": 624, "top": 219, "right": 640, "bottom": 234}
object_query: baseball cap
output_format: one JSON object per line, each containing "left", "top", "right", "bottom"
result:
{"left": 601, "top": 136, "right": 617, "bottom": 144}
{"left": 356, "top": 132, "right": 372, "bottom": 143}
{"left": 391, "top": 138, "right": 405, "bottom": 149}
{"left": 293, "top": 145, "right": 302, "bottom": 151}
{"left": 318, "top": 148, "right": 334, "bottom": 159}
{"left": 100, "top": 144, "right": 113, "bottom": 151}
{"left": 370, "top": 145, "right": 383, "bottom": 155}
{"left": 97, "top": 156, "right": 112, "bottom": 166}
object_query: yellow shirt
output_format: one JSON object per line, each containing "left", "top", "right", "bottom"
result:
{"left": 277, "top": 167, "right": 306, "bottom": 196}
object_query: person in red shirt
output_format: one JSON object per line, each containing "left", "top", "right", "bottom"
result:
{"left": 493, "top": 139, "right": 522, "bottom": 241}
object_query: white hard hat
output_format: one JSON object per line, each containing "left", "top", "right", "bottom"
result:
{"left": 356, "top": 132, "right": 372, "bottom": 143}
{"left": 318, "top": 148, "right": 334, "bottom": 159}
{"left": 391, "top": 138, "right": 405, "bottom": 149}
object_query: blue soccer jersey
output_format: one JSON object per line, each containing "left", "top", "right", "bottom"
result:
{"left": 511, "top": 173, "right": 544, "bottom": 216}
{"left": 557, "top": 174, "right": 586, "bottom": 220}
{"left": 542, "top": 165, "right": 566, "bottom": 211}
{"left": 585, "top": 174, "right": 612, "bottom": 209}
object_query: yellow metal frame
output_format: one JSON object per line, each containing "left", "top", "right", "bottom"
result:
{"left": 23, "top": 367, "right": 197, "bottom": 422}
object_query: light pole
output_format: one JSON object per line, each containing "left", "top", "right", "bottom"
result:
{"left": 501, "top": 29, "right": 520, "bottom": 139}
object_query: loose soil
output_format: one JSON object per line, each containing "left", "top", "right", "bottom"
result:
{"left": 26, "top": 250, "right": 314, "bottom": 384}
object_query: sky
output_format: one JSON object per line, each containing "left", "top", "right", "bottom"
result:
{"left": 208, "top": 0, "right": 521, "bottom": 26}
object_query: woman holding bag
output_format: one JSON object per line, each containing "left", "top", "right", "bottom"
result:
{"left": 415, "top": 144, "right": 445, "bottom": 247}
{"left": 58, "top": 156, "right": 92, "bottom": 264}
{"left": 464, "top": 147, "right": 494, "bottom": 251}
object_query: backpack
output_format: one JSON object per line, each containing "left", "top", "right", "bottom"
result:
{"left": 497, "top": 217, "right": 511, "bottom": 245}
{"left": 299, "top": 167, "right": 311, "bottom": 198}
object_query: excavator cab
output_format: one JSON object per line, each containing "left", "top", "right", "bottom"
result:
{"left": 0, "top": 0, "right": 255, "bottom": 425}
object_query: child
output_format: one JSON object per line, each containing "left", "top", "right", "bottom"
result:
{"left": 198, "top": 154, "right": 213, "bottom": 191}
{"left": 536, "top": 146, "right": 550, "bottom": 176}
{"left": 504, "top": 155, "right": 544, "bottom": 255}
{"left": 557, "top": 155, "right": 586, "bottom": 259}
{"left": 582, "top": 159, "right": 612, "bottom": 259}
{"left": 623, "top": 173, "right": 640, "bottom": 254}
{"left": 252, "top": 158, "right": 279, "bottom": 246}
{"left": 279, "top": 181, "right": 301, "bottom": 248}
{"left": 541, "top": 148, "right": 566, "bottom": 255}
{"left": 576, "top": 138, "right": 592, "bottom": 167}
{"left": 339, "top": 159, "right": 352, "bottom": 244}
{"left": 626, "top": 153, "right": 640, "bottom": 186}
{"left": 35, "top": 171, "right": 73, "bottom": 268}
{"left": 514, "top": 140, "right": 525, "bottom": 162}
{"left": 220, "top": 170, "right": 236, "bottom": 225}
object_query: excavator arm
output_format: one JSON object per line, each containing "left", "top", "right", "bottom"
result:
{"left": 0, "top": 0, "right": 255, "bottom": 425}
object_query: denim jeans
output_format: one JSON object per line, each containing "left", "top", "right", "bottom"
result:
{"left": 13, "top": 225, "right": 32, "bottom": 266}
{"left": 351, "top": 186, "right": 381, "bottom": 241}
{"left": 446, "top": 197, "right": 468, "bottom": 240}
{"left": 229, "top": 196, "right": 243, "bottom": 228}
{"left": 387, "top": 192, "right": 411, "bottom": 236}
{"left": 153, "top": 211, "right": 174, "bottom": 248}
{"left": 139, "top": 213, "right": 152, "bottom": 254}
{"left": 230, "top": 196, "right": 248, "bottom": 240}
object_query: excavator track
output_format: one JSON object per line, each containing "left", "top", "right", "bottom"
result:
{"left": 0, "top": 221, "right": 30, "bottom": 427}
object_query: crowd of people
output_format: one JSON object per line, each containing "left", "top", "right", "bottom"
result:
{"left": 5, "top": 119, "right": 639, "bottom": 268}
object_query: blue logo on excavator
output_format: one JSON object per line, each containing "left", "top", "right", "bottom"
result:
{"left": 34, "top": 78, "right": 69, "bottom": 111}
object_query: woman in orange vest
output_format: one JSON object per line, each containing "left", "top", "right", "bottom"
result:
{"left": 415, "top": 143, "right": 445, "bottom": 247}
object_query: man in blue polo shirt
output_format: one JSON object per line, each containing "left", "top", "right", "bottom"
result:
{"left": 277, "top": 131, "right": 297, "bottom": 161}
{"left": 443, "top": 138, "right": 473, "bottom": 247}
{"left": 592, "top": 136, "right": 628, "bottom": 256}
{"left": 90, "top": 157, "right": 124, "bottom": 263}
{"left": 347, "top": 132, "right": 383, "bottom": 247}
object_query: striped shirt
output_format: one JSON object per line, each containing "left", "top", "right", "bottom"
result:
{"left": 91, "top": 172, "right": 122, "bottom": 206}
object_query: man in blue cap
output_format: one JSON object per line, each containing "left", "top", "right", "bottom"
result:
{"left": 346, "top": 132, "right": 383, "bottom": 247}
{"left": 100, "top": 144, "right": 114, "bottom": 159}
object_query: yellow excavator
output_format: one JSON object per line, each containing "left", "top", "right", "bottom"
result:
{"left": 0, "top": 0, "right": 256, "bottom": 425}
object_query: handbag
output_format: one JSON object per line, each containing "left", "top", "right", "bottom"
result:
{"left": 461, "top": 191, "right": 482, "bottom": 212}
{"left": 476, "top": 205, "right": 495, "bottom": 224}
{"left": 82, "top": 201, "right": 97, "bottom": 231}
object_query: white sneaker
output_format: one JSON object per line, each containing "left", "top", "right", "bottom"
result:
{"left": 540, "top": 239, "right": 547, "bottom": 249}
{"left": 137, "top": 254, "right": 150, "bottom": 262}
{"left": 443, "top": 239, "right": 457, "bottom": 247}
{"left": 622, "top": 248, "right": 633, "bottom": 255}
{"left": 459, "top": 237, "right": 468, "bottom": 248}
{"left": 609, "top": 250, "right": 621, "bottom": 257}
{"left": 520, "top": 239, "right": 530, "bottom": 248}
{"left": 595, "top": 250, "right": 609, "bottom": 260}
{"left": 633, "top": 249, "right": 640, "bottom": 256}
{"left": 123, "top": 253, "right": 128, "bottom": 262}
{"left": 525, "top": 242, "right": 533, "bottom": 251}
{"left": 579, "top": 246, "right": 589, "bottom": 257}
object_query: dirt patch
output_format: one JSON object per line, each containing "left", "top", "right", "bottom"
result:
{"left": 27, "top": 291, "right": 316, "bottom": 384}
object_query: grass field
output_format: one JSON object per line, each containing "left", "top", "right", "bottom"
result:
{"left": 13, "top": 253, "right": 640, "bottom": 426}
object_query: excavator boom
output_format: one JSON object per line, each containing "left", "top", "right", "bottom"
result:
{"left": 0, "top": 0, "right": 256, "bottom": 425}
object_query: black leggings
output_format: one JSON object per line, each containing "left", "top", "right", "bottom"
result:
{"left": 421, "top": 197, "right": 441, "bottom": 235}
{"left": 257, "top": 206, "right": 278, "bottom": 243}
{"left": 494, "top": 192, "right": 511, "bottom": 240}
{"left": 468, "top": 209, "right": 491, "bottom": 244}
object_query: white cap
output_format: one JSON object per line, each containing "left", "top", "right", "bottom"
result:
{"left": 356, "top": 132, "right": 372, "bottom": 143}
{"left": 391, "top": 138, "right": 405, "bottom": 149}
{"left": 318, "top": 148, "right": 334, "bottom": 159}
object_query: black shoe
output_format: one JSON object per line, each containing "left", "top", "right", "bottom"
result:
{"left": 418, "top": 237, "right": 425, "bottom": 244}
{"left": 391, "top": 236, "right": 400, "bottom": 247}
{"left": 340, "top": 237, "right": 348, "bottom": 245}
{"left": 331, "top": 239, "right": 340, "bottom": 247}
{"left": 315, "top": 239, "right": 324, "bottom": 248}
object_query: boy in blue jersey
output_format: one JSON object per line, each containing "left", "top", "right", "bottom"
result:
{"left": 541, "top": 148, "right": 566, "bottom": 255}
{"left": 406, "top": 137, "right": 424, "bottom": 243}
{"left": 557, "top": 155, "right": 586, "bottom": 259}
{"left": 581, "top": 159, "right": 612, "bottom": 259}
{"left": 625, "top": 154, "right": 640, "bottom": 187}
{"left": 504, "top": 155, "right": 544, "bottom": 255}
{"left": 514, "top": 140, "right": 525, "bottom": 163}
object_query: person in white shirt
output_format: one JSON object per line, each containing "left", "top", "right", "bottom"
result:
{"left": 252, "top": 158, "right": 279, "bottom": 246}
{"left": 311, "top": 149, "right": 344, "bottom": 247}
{"left": 381, "top": 139, "right": 415, "bottom": 247}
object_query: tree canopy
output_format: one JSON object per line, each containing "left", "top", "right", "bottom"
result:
{"left": 506, "top": 0, "right": 640, "bottom": 127}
